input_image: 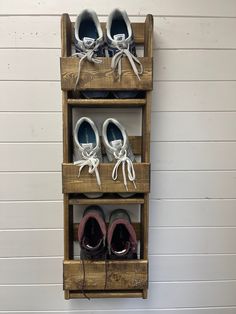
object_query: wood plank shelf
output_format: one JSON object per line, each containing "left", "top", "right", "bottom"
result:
{"left": 64, "top": 260, "right": 148, "bottom": 291}
{"left": 68, "top": 290, "right": 144, "bottom": 299}
{"left": 69, "top": 194, "right": 145, "bottom": 205}
{"left": 62, "top": 163, "right": 150, "bottom": 194}
{"left": 60, "top": 57, "right": 153, "bottom": 91}
{"left": 61, "top": 13, "right": 153, "bottom": 300}
{"left": 67, "top": 98, "right": 146, "bottom": 107}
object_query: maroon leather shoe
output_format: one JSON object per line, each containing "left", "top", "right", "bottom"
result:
{"left": 78, "top": 205, "right": 107, "bottom": 259}
{"left": 107, "top": 209, "right": 137, "bottom": 259}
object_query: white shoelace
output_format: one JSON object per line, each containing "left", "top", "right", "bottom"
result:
{"left": 112, "top": 149, "right": 137, "bottom": 191}
{"left": 73, "top": 43, "right": 102, "bottom": 90}
{"left": 111, "top": 44, "right": 143, "bottom": 81}
{"left": 74, "top": 150, "right": 101, "bottom": 189}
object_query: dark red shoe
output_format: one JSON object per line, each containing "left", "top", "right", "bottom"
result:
{"left": 78, "top": 206, "right": 107, "bottom": 259}
{"left": 107, "top": 209, "right": 137, "bottom": 259}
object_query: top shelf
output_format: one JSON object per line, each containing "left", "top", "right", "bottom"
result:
{"left": 60, "top": 14, "right": 153, "bottom": 92}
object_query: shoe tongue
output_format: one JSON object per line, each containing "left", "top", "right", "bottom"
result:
{"left": 113, "top": 33, "right": 126, "bottom": 42}
{"left": 83, "top": 37, "right": 95, "bottom": 48}
{"left": 82, "top": 143, "right": 94, "bottom": 151}
{"left": 110, "top": 139, "right": 123, "bottom": 149}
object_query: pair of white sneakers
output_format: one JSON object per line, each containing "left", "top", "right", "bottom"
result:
{"left": 73, "top": 117, "right": 136, "bottom": 198}
{"left": 73, "top": 8, "right": 143, "bottom": 98}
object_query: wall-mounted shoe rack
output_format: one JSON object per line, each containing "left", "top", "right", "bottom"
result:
{"left": 60, "top": 13, "right": 153, "bottom": 299}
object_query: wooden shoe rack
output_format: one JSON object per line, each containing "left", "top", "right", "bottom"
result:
{"left": 60, "top": 13, "right": 153, "bottom": 299}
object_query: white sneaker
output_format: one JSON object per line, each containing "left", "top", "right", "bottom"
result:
{"left": 102, "top": 118, "right": 136, "bottom": 197}
{"left": 73, "top": 117, "right": 103, "bottom": 198}
{"left": 106, "top": 8, "right": 143, "bottom": 98}
{"left": 74, "top": 9, "right": 109, "bottom": 98}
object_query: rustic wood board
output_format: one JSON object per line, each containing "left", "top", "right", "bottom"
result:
{"left": 63, "top": 259, "right": 148, "bottom": 291}
{"left": 60, "top": 57, "right": 153, "bottom": 91}
{"left": 62, "top": 163, "right": 150, "bottom": 193}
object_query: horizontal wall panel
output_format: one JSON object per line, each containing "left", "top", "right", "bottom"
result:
{"left": 152, "top": 81, "right": 236, "bottom": 112}
{"left": 2, "top": 81, "right": 236, "bottom": 112}
{"left": 0, "top": 143, "right": 62, "bottom": 171}
{"left": 155, "top": 50, "right": 236, "bottom": 81}
{"left": 2, "top": 50, "right": 236, "bottom": 81}
{"left": 151, "top": 171, "right": 236, "bottom": 199}
{"left": 0, "top": 49, "right": 60, "bottom": 81}
{"left": 0, "top": 81, "right": 61, "bottom": 112}
{"left": 0, "top": 257, "right": 62, "bottom": 284}
{"left": 150, "top": 254, "right": 236, "bottom": 281}
{"left": 149, "top": 199, "right": 236, "bottom": 227}
{"left": 149, "top": 227, "right": 236, "bottom": 254}
{"left": 1, "top": 142, "right": 236, "bottom": 171}
{"left": 0, "top": 113, "right": 62, "bottom": 142}
{"left": 0, "top": 201, "right": 62, "bottom": 229}
{"left": 1, "top": 254, "right": 236, "bottom": 284}
{"left": 151, "top": 142, "right": 236, "bottom": 170}
{"left": 2, "top": 16, "right": 236, "bottom": 49}
{"left": 1, "top": 171, "right": 235, "bottom": 201}
{"left": 0, "top": 173, "right": 62, "bottom": 201}
{"left": 1, "top": 112, "right": 236, "bottom": 142}
{"left": 151, "top": 112, "right": 236, "bottom": 141}
{"left": 1, "top": 0, "right": 236, "bottom": 16}
{"left": 0, "top": 230, "right": 63, "bottom": 257}
{"left": 2, "top": 227, "right": 236, "bottom": 257}
{"left": 0, "top": 281, "right": 236, "bottom": 310}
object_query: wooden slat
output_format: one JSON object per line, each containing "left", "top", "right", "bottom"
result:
{"left": 61, "top": 14, "right": 71, "bottom": 58}
{"left": 73, "top": 222, "right": 141, "bottom": 241}
{"left": 60, "top": 57, "right": 153, "bottom": 91}
{"left": 63, "top": 260, "right": 148, "bottom": 291}
{"left": 67, "top": 98, "right": 146, "bottom": 107}
{"left": 62, "top": 163, "right": 150, "bottom": 193}
{"left": 71, "top": 22, "right": 145, "bottom": 45}
{"left": 69, "top": 195, "right": 144, "bottom": 205}
{"left": 69, "top": 290, "right": 144, "bottom": 299}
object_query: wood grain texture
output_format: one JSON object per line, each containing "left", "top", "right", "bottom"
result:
{"left": 60, "top": 57, "right": 153, "bottom": 91}
{"left": 69, "top": 290, "right": 144, "bottom": 299}
{"left": 67, "top": 98, "right": 146, "bottom": 107}
{"left": 69, "top": 194, "right": 144, "bottom": 205}
{"left": 62, "top": 163, "right": 150, "bottom": 193}
{"left": 63, "top": 260, "right": 148, "bottom": 291}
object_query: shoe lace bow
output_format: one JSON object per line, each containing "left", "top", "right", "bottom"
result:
{"left": 111, "top": 43, "right": 143, "bottom": 81}
{"left": 112, "top": 149, "right": 137, "bottom": 191}
{"left": 74, "top": 149, "right": 101, "bottom": 188}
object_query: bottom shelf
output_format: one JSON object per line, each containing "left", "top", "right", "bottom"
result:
{"left": 63, "top": 259, "right": 148, "bottom": 299}
{"left": 66, "top": 290, "right": 146, "bottom": 299}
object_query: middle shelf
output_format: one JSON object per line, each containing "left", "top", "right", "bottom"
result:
{"left": 62, "top": 163, "right": 150, "bottom": 193}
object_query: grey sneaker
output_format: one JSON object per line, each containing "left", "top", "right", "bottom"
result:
{"left": 74, "top": 9, "right": 109, "bottom": 98}
{"left": 78, "top": 206, "right": 107, "bottom": 259}
{"left": 102, "top": 118, "right": 136, "bottom": 196}
{"left": 107, "top": 209, "right": 137, "bottom": 259}
{"left": 106, "top": 8, "right": 143, "bottom": 98}
{"left": 73, "top": 117, "right": 103, "bottom": 198}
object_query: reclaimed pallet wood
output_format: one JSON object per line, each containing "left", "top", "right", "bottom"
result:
{"left": 63, "top": 260, "right": 148, "bottom": 291}
{"left": 62, "top": 163, "right": 150, "bottom": 194}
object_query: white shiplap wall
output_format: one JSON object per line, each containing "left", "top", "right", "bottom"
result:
{"left": 1, "top": 0, "right": 236, "bottom": 312}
